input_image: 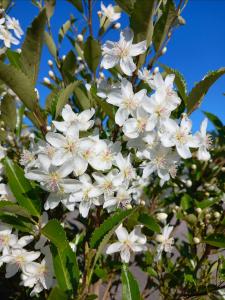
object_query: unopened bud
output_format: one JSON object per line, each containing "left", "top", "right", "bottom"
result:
{"left": 205, "top": 192, "right": 210, "bottom": 197}
{"left": 48, "top": 59, "right": 53, "bottom": 67}
{"left": 191, "top": 164, "right": 197, "bottom": 170}
{"left": 126, "top": 204, "right": 132, "bottom": 210}
{"left": 16, "top": 48, "right": 21, "bottom": 54}
{"left": 77, "top": 34, "right": 83, "bottom": 42}
{"left": 99, "top": 72, "right": 105, "bottom": 79}
{"left": 178, "top": 16, "right": 186, "bottom": 25}
{"left": 114, "top": 22, "right": 121, "bottom": 29}
{"left": 48, "top": 70, "right": 55, "bottom": 79}
{"left": 221, "top": 167, "right": 225, "bottom": 172}
{"left": 77, "top": 56, "right": 82, "bottom": 61}
{"left": 161, "top": 47, "right": 167, "bottom": 55}
{"left": 186, "top": 180, "right": 192, "bottom": 187}
{"left": 205, "top": 213, "right": 211, "bottom": 220}
{"left": 97, "top": 11, "right": 102, "bottom": 17}
{"left": 46, "top": 126, "right": 51, "bottom": 131}
{"left": 214, "top": 212, "right": 221, "bottom": 219}
{"left": 193, "top": 237, "right": 200, "bottom": 244}
{"left": 43, "top": 77, "right": 51, "bottom": 85}
{"left": 35, "top": 88, "right": 39, "bottom": 100}
{"left": 140, "top": 200, "right": 145, "bottom": 206}
{"left": 62, "top": 55, "right": 66, "bottom": 61}
{"left": 153, "top": 67, "right": 159, "bottom": 74}
{"left": 156, "top": 212, "right": 168, "bottom": 222}
{"left": 196, "top": 208, "right": 202, "bottom": 214}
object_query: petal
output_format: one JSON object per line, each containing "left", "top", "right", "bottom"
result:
{"left": 120, "top": 28, "right": 133, "bottom": 43}
{"left": 121, "top": 78, "right": 133, "bottom": 99}
{"left": 57, "top": 160, "right": 74, "bottom": 178}
{"left": 115, "top": 224, "right": 128, "bottom": 242}
{"left": 115, "top": 107, "right": 129, "bottom": 126}
{"left": 106, "top": 242, "right": 122, "bottom": 254}
{"left": 200, "top": 118, "right": 208, "bottom": 135}
{"left": 101, "top": 54, "right": 119, "bottom": 69}
{"left": 45, "top": 132, "right": 66, "bottom": 148}
{"left": 197, "top": 146, "right": 210, "bottom": 161}
{"left": 18, "top": 235, "right": 33, "bottom": 248}
{"left": 79, "top": 201, "right": 91, "bottom": 218}
{"left": 176, "top": 144, "right": 192, "bottom": 159}
{"left": 52, "top": 121, "right": 68, "bottom": 132}
{"left": 120, "top": 247, "right": 130, "bottom": 263}
{"left": 129, "top": 40, "right": 146, "bottom": 56}
{"left": 25, "top": 251, "right": 41, "bottom": 262}
{"left": 61, "top": 104, "right": 75, "bottom": 121}
{"left": 123, "top": 118, "right": 139, "bottom": 138}
{"left": 120, "top": 56, "right": 136, "bottom": 76}
{"left": 6, "top": 263, "right": 19, "bottom": 278}
{"left": 44, "top": 193, "right": 61, "bottom": 210}
{"left": 25, "top": 170, "right": 48, "bottom": 182}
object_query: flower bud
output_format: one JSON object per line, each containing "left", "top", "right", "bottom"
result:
{"left": 48, "top": 59, "right": 53, "bottom": 67}
{"left": 193, "top": 237, "right": 200, "bottom": 244}
{"left": 205, "top": 213, "right": 211, "bottom": 220}
{"left": 77, "top": 34, "right": 83, "bottom": 42}
{"left": 35, "top": 88, "right": 39, "bottom": 100}
{"left": 153, "top": 66, "right": 159, "bottom": 74}
{"left": 77, "top": 56, "right": 83, "bottom": 61}
{"left": 196, "top": 208, "right": 202, "bottom": 214}
{"left": 191, "top": 164, "right": 197, "bottom": 170}
{"left": 221, "top": 167, "right": 225, "bottom": 172}
{"left": 214, "top": 212, "right": 221, "bottom": 219}
{"left": 126, "top": 204, "right": 132, "bottom": 210}
{"left": 99, "top": 72, "right": 105, "bottom": 79}
{"left": 114, "top": 22, "right": 121, "bottom": 29}
{"left": 205, "top": 192, "right": 210, "bottom": 197}
{"left": 16, "top": 48, "right": 21, "bottom": 54}
{"left": 178, "top": 16, "right": 186, "bottom": 25}
{"left": 140, "top": 200, "right": 145, "bottom": 206}
{"left": 46, "top": 126, "right": 51, "bottom": 131}
{"left": 155, "top": 234, "right": 164, "bottom": 243}
{"left": 156, "top": 212, "right": 168, "bottom": 222}
{"left": 97, "top": 11, "right": 102, "bottom": 17}
{"left": 48, "top": 70, "right": 55, "bottom": 79}
{"left": 186, "top": 180, "right": 192, "bottom": 187}
{"left": 43, "top": 77, "right": 51, "bottom": 85}
{"left": 62, "top": 55, "right": 66, "bottom": 61}
{"left": 161, "top": 47, "right": 167, "bottom": 55}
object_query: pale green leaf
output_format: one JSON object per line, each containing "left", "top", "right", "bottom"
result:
{"left": 121, "top": 264, "right": 141, "bottom": 300}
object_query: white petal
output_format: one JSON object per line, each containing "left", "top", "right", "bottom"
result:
{"left": 120, "top": 56, "right": 136, "bottom": 76}
{"left": 176, "top": 144, "right": 192, "bottom": 159}
{"left": 45, "top": 132, "right": 66, "bottom": 148}
{"left": 106, "top": 242, "right": 122, "bottom": 254}
{"left": 101, "top": 54, "right": 119, "bottom": 69}
{"left": 115, "top": 225, "right": 128, "bottom": 242}
{"left": 79, "top": 201, "right": 91, "bottom": 218}
{"left": 115, "top": 107, "right": 129, "bottom": 126}
{"left": 130, "top": 40, "right": 146, "bottom": 56}
{"left": 6, "top": 263, "right": 19, "bottom": 278}
{"left": 120, "top": 247, "right": 130, "bottom": 263}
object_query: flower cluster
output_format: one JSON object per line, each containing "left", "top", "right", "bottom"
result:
{"left": 0, "top": 9, "right": 23, "bottom": 49}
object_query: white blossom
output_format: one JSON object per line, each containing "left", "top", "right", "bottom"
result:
{"left": 100, "top": 2, "right": 121, "bottom": 22}
{"left": 155, "top": 225, "right": 174, "bottom": 261}
{"left": 195, "top": 118, "right": 212, "bottom": 161}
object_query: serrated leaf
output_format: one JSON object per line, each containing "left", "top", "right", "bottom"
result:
{"left": 21, "top": 9, "right": 47, "bottom": 84}
{"left": 6, "top": 49, "right": 22, "bottom": 70}
{"left": 0, "top": 202, "right": 32, "bottom": 219}
{"left": 55, "top": 81, "right": 80, "bottom": 118}
{"left": 0, "top": 95, "right": 17, "bottom": 131}
{"left": 0, "top": 62, "right": 37, "bottom": 111}
{"left": 47, "top": 286, "right": 67, "bottom": 300}
{"left": 138, "top": 213, "right": 160, "bottom": 233}
{"left": 73, "top": 84, "right": 91, "bottom": 110}
{"left": 204, "top": 234, "right": 225, "bottom": 248}
{"left": 160, "top": 63, "right": 187, "bottom": 102}
{"left": 42, "top": 220, "right": 79, "bottom": 292}
{"left": 44, "top": 31, "right": 57, "bottom": 59}
{"left": 61, "top": 50, "right": 76, "bottom": 84}
{"left": 121, "top": 265, "right": 141, "bottom": 300}
{"left": 187, "top": 67, "right": 225, "bottom": 114}
{"left": 84, "top": 37, "right": 101, "bottom": 73}
{"left": 90, "top": 209, "right": 136, "bottom": 249}
{"left": 66, "top": 0, "right": 83, "bottom": 13}
{"left": 0, "top": 214, "right": 34, "bottom": 233}
{"left": 153, "top": 0, "right": 177, "bottom": 52}
{"left": 58, "top": 17, "right": 75, "bottom": 44}
{"left": 203, "top": 111, "right": 224, "bottom": 131}
{"left": 115, "top": 0, "right": 135, "bottom": 14}
{"left": 4, "top": 158, "right": 41, "bottom": 217}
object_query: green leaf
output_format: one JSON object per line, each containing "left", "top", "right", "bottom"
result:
{"left": 130, "top": 0, "right": 154, "bottom": 45}
{"left": 66, "top": 0, "right": 83, "bottom": 13}
{"left": 0, "top": 214, "right": 34, "bottom": 233}
{"left": 42, "top": 220, "right": 79, "bottom": 292}
{"left": 138, "top": 213, "right": 160, "bottom": 233}
{"left": 44, "top": 0, "right": 56, "bottom": 21}
{"left": 4, "top": 158, "right": 41, "bottom": 217}
{"left": 6, "top": 49, "right": 22, "bottom": 70}
{"left": 0, "top": 0, "right": 11, "bottom": 9}
{"left": 121, "top": 264, "right": 141, "bottom": 300}
{"left": 90, "top": 209, "right": 136, "bottom": 249}
{"left": 153, "top": 0, "right": 177, "bottom": 52}
{"left": 187, "top": 67, "right": 225, "bottom": 114}
{"left": 115, "top": 0, "right": 135, "bottom": 14}
{"left": 58, "top": 17, "right": 75, "bottom": 44}
{"left": 204, "top": 234, "right": 225, "bottom": 248}
{"left": 203, "top": 111, "right": 224, "bottom": 131}
{"left": 61, "top": 50, "right": 76, "bottom": 83}
{"left": 181, "top": 194, "right": 193, "bottom": 210}
{"left": 47, "top": 286, "right": 67, "bottom": 300}
{"left": 0, "top": 202, "right": 32, "bottom": 219}
{"left": 195, "top": 198, "right": 220, "bottom": 209}
{"left": 160, "top": 63, "right": 187, "bottom": 102}
{"left": 73, "top": 84, "right": 91, "bottom": 110}
{"left": 0, "top": 62, "right": 37, "bottom": 111}
{"left": 44, "top": 31, "right": 57, "bottom": 59}
{"left": 0, "top": 95, "right": 17, "bottom": 131}
{"left": 55, "top": 81, "right": 80, "bottom": 118}
{"left": 21, "top": 9, "right": 47, "bottom": 84}
{"left": 84, "top": 37, "right": 101, "bottom": 74}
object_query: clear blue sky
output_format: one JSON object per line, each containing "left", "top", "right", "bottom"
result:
{"left": 11, "top": 0, "right": 225, "bottom": 131}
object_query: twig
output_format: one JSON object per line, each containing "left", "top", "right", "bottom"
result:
{"left": 88, "top": 0, "right": 93, "bottom": 37}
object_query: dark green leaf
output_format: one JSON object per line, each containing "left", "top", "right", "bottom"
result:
{"left": 153, "top": 0, "right": 176, "bottom": 52}
{"left": 187, "top": 67, "right": 225, "bottom": 114}
{"left": 21, "top": 9, "right": 47, "bottom": 84}
{"left": 0, "top": 202, "right": 32, "bottom": 219}
{"left": 138, "top": 213, "right": 160, "bottom": 233}
{"left": 203, "top": 111, "right": 224, "bottom": 131}
{"left": 0, "top": 62, "right": 37, "bottom": 111}
{"left": 0, "top": 95, "right": 17, "bottom": 130}
{"left": 84, "top": 37, "right": 101, "bottom": 73}
{"left": 66, "top": 0, "right": 83, "bottom": 13}
{"left": 4, "top": 158, "right": 41, "bottom": 217}
{"left": 73, "top": 84, "right": 91, "bottom": 110}
{"left": 204, "top": 234, "right": 225, "bottom": 248}
{"left": 47, "top": 286, "right": 67, "bottom": 300}
{"left": 115, "top": 0, "right": 135, "bottom": 14}
{"left": 0, "top": 214, "right": 34, "bottom": 233}
{"left": 90, "top": 209, "right": 136, "bottom": 249}
{"left": 42, "top": 219, "right": 68, "bottom": 250}
{"left": 121, "top": 264, "right": 141, "bottom": 300}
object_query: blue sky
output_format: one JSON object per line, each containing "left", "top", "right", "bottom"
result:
{"left": 11, "top": 0, "right": 225, "bottom": 131}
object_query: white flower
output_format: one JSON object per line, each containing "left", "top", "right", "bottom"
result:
{"left": 0, "top": 224, "right": 17, "bottom": 256}
{"left": 106, "top": 224, "right": 147, "bottom": 263}
{"left": 142, "top": 145, "right": 179, "bottom": 181}
{"left": 53, "top": 104, "right": 95, "bottom": 135}
{"left": 160, "top": 116, "right": 198, "bottom": 159}
{"left": 69, "top": 174, "right": 103, "bottom": 218}
{"left": 97, "top": 78, "right": 120, "bottom": 99}
{"left": 0, "top": 183, "right": 16, "bottom": 202}
{"left": 6, "top": 15, "right": 23, "bottom": 38}
{"left": 195, "top": 118, "right": 212, "bottom": 161}
{"left": 122, "top": 107, "right": 153, "bottom": 138}
{"left": 100, "top": 2, "right": 121, "bottom": 22}
{"left": 103, "top": 185, "right": 133, "bottom": 212}
{"left": 22, "top": 247, "right": 54, "bottom": 296}
{"left": 0, "top": 248, "right": 40, "bottom": 278}
{"left": 0, "top": 26, "right": 19, "bottom": 48}
{"left": 138, "top": 68, "right": 154, "bottom": 84}
{"left": 101, "top": 28, "right": 146, "bottom": 76}
{"left": 20, "top": 149, "right": 37, "bottom": 171}
{"left": 114, "top": 153, "right": 136, "bottom": 182}
{"left": 107, "top": 78, "right": 147, "bottom": 126}
{"left": 155, "top": 225, "right": 174, "bottom": 261}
